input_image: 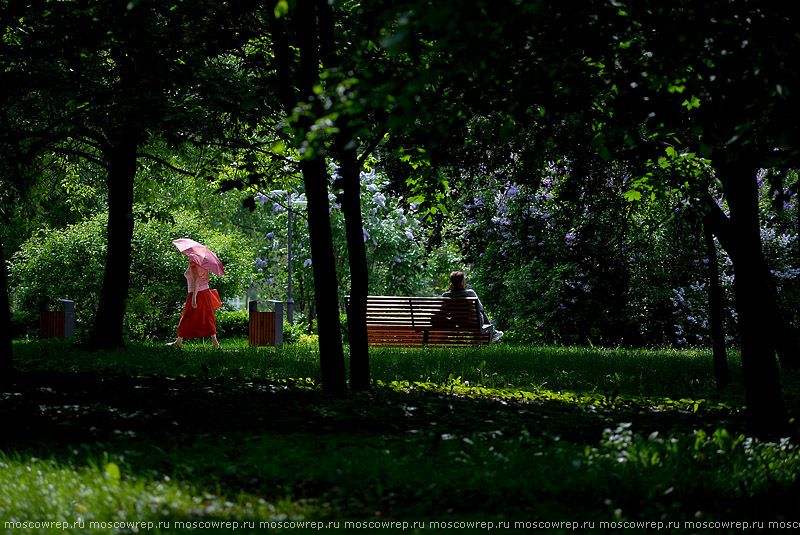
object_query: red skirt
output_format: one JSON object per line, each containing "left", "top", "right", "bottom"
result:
{"left": 177, "top": 289, "right": 217, "bottom": 339}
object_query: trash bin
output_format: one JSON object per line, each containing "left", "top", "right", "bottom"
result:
{"left": 248, "top": 300, "right": 283, "bottom": 348}
{"left": 39, "top": 299, "right": 75, "bottom": 340}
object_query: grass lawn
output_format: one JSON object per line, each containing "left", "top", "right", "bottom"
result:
{"left": 2, "top": 339, "right": 800, "bottom": 533}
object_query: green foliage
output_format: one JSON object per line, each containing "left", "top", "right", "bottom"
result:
{"left": 282, "top": 320, "right": 309, "bottom": 345}
{"left": 9, "top": 215, "right": 108, "bottom": 337}
{"left": 9, "top": 311, "right": 38, "bottom": 339}
{"left": 338, "top": 312, "right": 349, "bottom": 343}
{"left": 9, "top": 210, "right": 253, "bottom": 341}
{"left": 215, "top": 310, "right": 249, "bottom": 339}
{"left": 336, "top": 166, "right": 433, "bottom": 296}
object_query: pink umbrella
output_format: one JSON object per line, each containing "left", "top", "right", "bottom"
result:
{"left": 172, "top": 238, "right": 225, "bottom": 276}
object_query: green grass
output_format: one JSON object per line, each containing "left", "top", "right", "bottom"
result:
{"left": 3, "top": 340, "right": 800, "bottom": 533}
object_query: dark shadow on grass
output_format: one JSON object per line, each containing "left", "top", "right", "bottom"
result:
{"left": 5, "top": 369, "right": 780, "bottom": 523}
{"left": 2, "top": 370, "right": 746, "bottom": 448}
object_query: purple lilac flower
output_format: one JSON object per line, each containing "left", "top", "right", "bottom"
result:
{"left": 360, "top": 168, "right": 377, "bottom": 183}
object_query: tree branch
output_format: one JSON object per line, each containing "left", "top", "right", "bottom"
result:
{"left": 51, "top": 146, "right": 107, "bottom": 169}
{"left": 357, "top": 131, "right": 387, "bottom": 167}
{"left": 136, "top": 152, "right": 197, "bottom": 177}
{"left": 699, "top": 191, "right": 735, "bottom": 253}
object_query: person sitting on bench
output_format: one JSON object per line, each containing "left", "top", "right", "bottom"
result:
{"left": 442, "top": 271, "right": 504, "bottom": 342}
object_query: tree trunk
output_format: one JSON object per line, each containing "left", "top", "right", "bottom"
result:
{"left": 717, "top": 160, "right": 789, "bottom": 437}
{"left": 295, "top": 0, "right": 347, "bottom": 394}
{"left": 0, "top": 231, "right": 14, "bottom": 384}
{"left": 702, "top": 189, "right": 800, "bottom": 371}
{"left": 338, "top": 147, "right": 371, "bottom": 391}
{"left": 771, "top": 283, "right": 800, "bottom": 369}
{"left": 89, "top": 134, "right": 137, "bottom": 350}
{"left": 301, "top": 157, "right": 348, "bottom": 394}
{"left": 315, "top": 0, "right": 371, "bottom": 390}
{"left": 702, "top": 221, "right": 730, "bottom": 388}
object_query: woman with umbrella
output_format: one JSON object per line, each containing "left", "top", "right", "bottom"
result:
{"left": 168, "top": 239, "right": 225, "bottom": 349}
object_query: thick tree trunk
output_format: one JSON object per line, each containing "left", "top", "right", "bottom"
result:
{"left": 295, "top": 0, "right": 347, "bottom": 394}
{"left": 0, "top": 231, "right": 14, "bottom": 384}
{"left": 717, "top": 161, "right": 789, "bottom": 437}
{"left": 315, "top": 0, "right": 371, "bottom": 390}
{"left": 702, "top": 222, "right": 730, "bottom": 388}
{"left": 301, "top": 157, "right": 348, "bottom": 394}
{"left": 89, "top": 134, "right": 137, "bottom": 350}
{"left": 703, "top": 190, "right": 800, "bottom": 372}
{"left": 338, "top": 147, "right": 370, "bottom": 391}
{"left": 771, "top": 284, "right": 800, "bottom": 370}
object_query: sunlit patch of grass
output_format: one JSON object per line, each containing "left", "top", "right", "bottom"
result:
{"left": 368, "top": 344, "right": 746, "bottom": 408}
{"left": 12, "top": 339, "right": 751, "bottom": 412}
{"left": 0, "top": 453, "right": 315, "bottom": 534}
{"left": 3, "top": 423, "right": 800, "bottom": 530}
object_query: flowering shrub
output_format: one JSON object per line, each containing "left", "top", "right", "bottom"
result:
{"left": 456, "top": 164, "right": 799, "bottom": 348}
{"left": 339, "top": 167, "right": 430, "bottom": 296}
{"left": 667, "top": 170, "right": 800, "bottom": 347}
{"left": 460, "top": 164, "right": 648, "bottom": 345}
{"left": 251, "top": 166, "right": 454, "bottom": 317}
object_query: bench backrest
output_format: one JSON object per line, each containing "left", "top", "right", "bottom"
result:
{"left": 345, "top": 296, "right": 490, "bottom": 347}
{"left": 346, "top": 296, "right": 482, "bottom": 329}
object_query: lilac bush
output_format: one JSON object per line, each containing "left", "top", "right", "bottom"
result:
{"left": 457, "top": 163, "right": 647, "bottom": 345}
{"left": 251, "top": 165, "right": 449, "bottom": 315}
{"left": 456, "top": 163, "right": 800, "bottom": 348}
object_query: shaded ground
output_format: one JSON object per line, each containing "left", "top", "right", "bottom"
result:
{"left": 2, "top": 370, "right": 746, "bottom": 453}
{"left": 8, "top": 367, "right": 800, "bottom": 531}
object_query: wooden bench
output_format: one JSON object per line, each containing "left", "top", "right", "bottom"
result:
{"left": 345, "top": 295, "right": 493, "bottom": 347}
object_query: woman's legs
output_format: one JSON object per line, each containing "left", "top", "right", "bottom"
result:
{"left": 167, "top": 336, "right": 184, "bottom": 348}
{"left": 169, "top": 336, "right": 218, "bottom": 348}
